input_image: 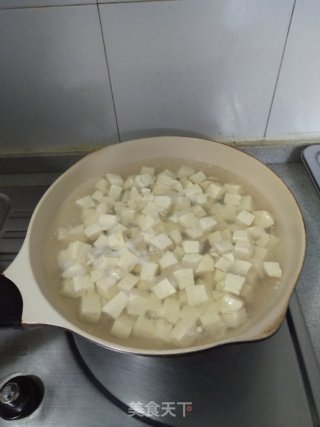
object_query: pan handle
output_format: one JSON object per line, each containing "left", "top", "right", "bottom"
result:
{"left": 0, "top": 275, "right": 23, "bottom": 327}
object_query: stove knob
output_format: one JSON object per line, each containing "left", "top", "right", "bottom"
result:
{"left": 0, "top": 375, "right": 44, "bottom": 420}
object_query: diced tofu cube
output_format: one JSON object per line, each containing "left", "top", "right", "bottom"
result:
{"left": 95, "top": 178, "right": 108, "bottom": 193}
{"left": 93, "top": 234, "right": 110, "bottom": 248}
{"left": 117, "top": 273, "right": 139, "bottom": 292}
{"left": 119, "top": 250, "right": 137, "bottom": 272}
{"left": 192, "top": 205, "right": 207, "bottom": 218}
{"left": 76, "top": 195, "right": 95, "bottom": 209}
{"left": 208, "top": 231, "right": 224, "bottom": 245}
{"left": 223, "top": 273, "right": 245, "bottom": 295}
{"left": 182, "top": 254, "right": 202, "bottom": 268}
{"left": 231, "top": 260, "right": 252, "bottom": 276}
{"left": 160, "top": 298, "right": 180, "bottom": 324}
{"left": 170, "top": 317, "right": 195, "bottom": 343}
{"left": 236, "top": 210, "right": 255, "bottom": 226}
{"left": 206, "top": 183, "right": 224, "bottom": 199}
{"left": 91, "top": 190, "right": 104, "bottom": 202}
{"left": 126, "top": 290, "right": 150, "bottom": 315}
{"left": 110, "top": 314, "right": 135, "bottom": 339}
{"left": 154, "top": 196, "right": 172, "bottom": 209}
{"left": 214, "top": 241, "right": 233, "bottom": 254}
{"left": 150, "top": 234, "right": 173, "bottom": 251}
{"left": 218, "top": 293, "right": 244, "bottom": 313}
{"left": 132, "top": 316, "right": 154, "bottom": 339}
{"left": 221, "top": 307, "right": 247, "bottom": 328}
{"left": 263, "top": 262, "right": 282, "bottom": 278}
{"left": 240, "top": 195, "right": 254, "bottom": 211}
{"left": 108, "top": 185, "right": 122, "bottom": 200}
{"left": 186, "top": 285, "right": 208, "bottom": 306}
{"left": 135, "top": 174, "right": 154, "bottom": 188}
{"left": 159, "top": 251, "right": 178, "bottom": 270}
{"left": 195, "top": 194, "right": 208, "bottom": 205}
{"left": 140, "top": 262, "right": 159, "bottom": 281}
{"left": 173, "top": 269, "right": 195, "bottom": 289}
{"left": 84, "top": 224, "right": 102, "bottom": 241}
{"left": 138, "top": 215, "right": 157, "bottom": 231}
{"left": 96, "top": 277, "right": 118, "bottom": 299}
{"left": 215, "top": 255, "right": 233, "bottom": 272}
{"left": 224, "top": 183, "right": 242, "bottom": 194}
{"left": 179, "top": 212, "right": 198, "bottom": 228}
{"left": 195, "top": 254, "right": 214, "bottom": 275}
{"left": 61, "top": 263, "right": 86, "bottom": 279}
{"left": 199, "top": 216, "right": 217, "bottom": 232}
{"left": 185, "top": 184, "right": 203, "bottom": 200}
{"left": 189, "top": 171, "right": 207, "bottom": 184}
{"left": 200, "top": 305, "right": 226, "bottom": 337}
{"left": 60, "top": 279, "right": 83, "bottom": 299}
{"left": 224, "top": 193, "right": 242, "bottom": 205}
{"left": 253, "top": 247, "right": 269, "bottom": 261}
{"left": 182, "top": 240, "right": 200, "bottom": 254}
{"left": 79, "top": 293, "right": 101, "bottom": 323}
{"left": 141, "top": 166, "right": 155, "bottom": 176}
{"left": 153, "top": 278, "right": 176, "bottom": 299}
{"left": 102, "top": 291, "right": 128, "bottom": 319}
{"left": 108, "top": 231, "right": 126, "bottom": 249}
{"left": 232, "top": 229, "right": 251, "bottom": 242}
{"left": 185, "top": 228, "right": 204, "bottom": 239}
{"left": 105, "top": 173, "right": 123, "bottom": 186}
{"left": 98, "top": 214, "right": 118, "bottom": 231}
{"left": 154, "top": 319, "right": 173, "bottom": 342}
{"left": 147, "top": 294, "right": 162, "bottom": 315}
{"left": 254, "top": 210, "right": 275, "bottom": 229}
{"left": 169, "top": 229, "right": 182, "bottom": 244}
{"left": 234, "top": 241, "right": 254, "bottom": 259}
{"left": 177, "top": 165, "right": 195, "bottom": 177}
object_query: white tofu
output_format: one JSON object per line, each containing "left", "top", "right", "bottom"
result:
{"left": 138, "top": 214, "right": 157, "bottom": 231}
{"left": 185, "top": 184, "right": 203, "bottom": 200}
{"left": 93, "top": 234, "right": 110, "bottom": 248}
{"left": 61, "top": 263, "right": 86, "bottom": 279}
{"left": 182, "top": 240, "right": 200, "bottom": 254}
{"left": 160, "top": 298, "right": 180, "bottom": 324}
{"left": 95, "top": 178, "right": 108, "bottom": 193}
{"left": 96, "top": 277, "right": 118, "bottom": 299}
{"left": 223, "top": 273, "right": 245, "bottom": 295}
{"left": 150, "top": 234, "right": 173, "bottom": 251}
{"left": 192, "top": 205, "right": 207, "bottom": 218}
{"left": 218, "top": 293, "right": 244, "bottom": 313}
{"left": 178, "top": 212, "right": 198, "bottom": 228}
{"left": 221, "top": 307, "right": 247, "bottom": 328}
{"left": 231, "top": 260, "right": 252, "bottom": 276}
{"left": 147, "top": 293, "right": 162, "bottom": 314}
{"left": 185, "top": 228, "right": 204, "bottom": 239}
{"left": 186, "top": 285, "right": 208, "bottom": 306}
{"left": 79, "top": 293, "right": 101, "bottom": 323}
{"left": 199, "top": 216, "right": 218, "bottom": 232}
{"left": 110, "top": 314, "right": 135, "bottom": 339}
{"left": 117, "top": 273, "right": 139, "bottom": 292}
{"left": 91, "top": 190, "right": 104, "bottom": 203}
{"left": 173, "top": 269, "right": 195, "bottom": 289}
{"left": 206, "top": 182, "right": 224, "bottom": 199}
{"left": 189, "top": 171, "right": 207, "bottom": 184}
{"left": 214, "top": 241, "right": 233, "bottom": 254}
{"left": 224, "top": 183, "right": 242, "bottom": 194}
{"left": 84, "top": 224, "right": 102, "bottom": 241}
{"left": 223, "top": 193, "right": 242, "bottom": 205}
{"left": 154, "top": 319, "right": 173, "bottom": 342}
{"left": 60, "top": 279, "right": 82, "bottom": 299}
{"left": 170, "top": 317, "right": 195, "bottom": 343}
{"left": 108, "top": 231, "right": 126, "bottom": 249}
{"left": 108, "top": 184, "right": 122, "bottom": 200}
{"left": 102, "top": 291, "right": 128, "bottom": 319}
{"left": 195, "top": 254, "right": 214, "bottom": 275}
{"left": 159, "top": 251, "right": 178, "bottom": 270}
{"left": 140, "top": 262, "right": 159, "bottom": 281}
{"left": 182, "top": 254, "right": 202, "bottom": 268}
{"left": 208, "top": 231, "right": 224, "bottom": 245}
{"left": 135, "top": 174, "right": 154, "bottom": 188}
{"left": 76, "top": 195, "right": 95, "bottom": 209}
{"left": 263, "top": 262, "right": 282, "bottom": 278}
{"left": 177, "top": 165, "right": 195, "bottom": 177}
{"left": 234, "top": 241, "right": 254, "bottom": 259}
{"left": 236, "top": 210, "right": 255, "bottom": 226}
{"left": 141, "top": 166, "right": 155, "bottom": 176}
{"left": 98, "top": 214, "right": 118, "bottom": 231}
{"left": 215, "top": 255, "right": 233, "bottom": 273}
{"left": 153, "top": 278, "right": 176, "bottom": 299}
{"left": 239, "top": 195, "right": 254, "bottom": 211}
{"left": 154, "top": 196, "right": 172, "bottom": 209}
{"left": 200, "top": 305, "right": 226, "bottom": 337}
{"left": 173, "top": 245, "right": 184, "bottom": 260}
{"left": 232, "top": 229, "right": 251, "bottom": 243}
{"left": 67, "top": 241, "right": 91, "bottom": 261}
{"left": 254, "top": 210, "right": 275, "bottom": 229}
{"left": 105, "top": 173, "right": 123, "bottom": 186}
{"left": 119, "top": 250, "right": 138, "bottom": 272}
{"left": 195, "top": 194, "right": 208, "bottom": 205}
{"left": 126, "top": 290, "right": 150, "bottom": 315}
{"left": 132, "top": 316, "right": 154, "bottom": 339}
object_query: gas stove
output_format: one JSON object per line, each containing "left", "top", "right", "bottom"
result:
{"left": 0, "top": 152, "right": 320, "bottom": 427}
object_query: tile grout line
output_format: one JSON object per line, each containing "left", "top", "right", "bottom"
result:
{"left": 96, "top": 3, "right": 121, "bottom": 142}
{"left": 263, "top": 0, "right": 297, "bottom": 138}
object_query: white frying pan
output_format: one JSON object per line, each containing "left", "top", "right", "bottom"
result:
{"left": 0, "top": 137, "right": 306, "bottom": 355}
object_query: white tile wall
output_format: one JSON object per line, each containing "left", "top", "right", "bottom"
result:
{"left": 267, "top": 0, "right": 320, "bottom": 138}
{"left": 99, "top": 0, "right": 293, "bottom": 141}
{"left": 0, "top": 6, "right": 118, "bottom": 152}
